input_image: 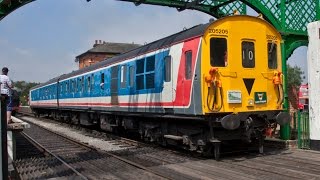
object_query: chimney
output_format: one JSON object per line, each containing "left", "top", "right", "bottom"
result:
{"left": 93, "top": 40, "right": 99, "bottom": 47}
{"left": 99, "top": 40, "right": 102, "bottom": 44}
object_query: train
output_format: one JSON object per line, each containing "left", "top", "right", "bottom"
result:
{"left": 29, "top": 15, "right": 290, "bottom": 159}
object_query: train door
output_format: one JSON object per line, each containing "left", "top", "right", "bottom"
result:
{"left": 99, "top": 71, "right": 106, "bottom": 97}
{"left": 128, "top": 63, "right": 135, "bottom": 109}
{"left": 111, "top": 65, "right": 119, "bottom": 106}
{"left": 88, "top": 73, "right": 95, "bottom": 107}
{"left": 162, "top": 55, "right": 173, "bottom": 107}
{"left": 182, "top": 48, "right": 193, "bottom": 109}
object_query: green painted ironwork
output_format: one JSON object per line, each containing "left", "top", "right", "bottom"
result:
{"left": 280, "top": 41, "right": 290, "bottom": 140}
{"left": 117, "top": 0, "right": 319, "bottom": 34}
{"left": 296, "top": 111, "right": 310, "bottom": 149}
{"left": 0, "top": 0, "right": 34, "bottom": 21}
{"left": 0, "top": 95, "right": 8, "bottom": 179}
{"left": 1, "top": 0, "right": 318, "bottom": 37}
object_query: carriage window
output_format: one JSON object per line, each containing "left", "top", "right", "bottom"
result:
{"left": 111, "top": 66, "right": 119, "bottom": 94}
{"left": 146, "top": 56, "right": 155, "bottom": 89}
{"left": 136, "top": 59, "right": 144, "bottom": 74}
{"left": 121, "top": 65, "right": 127, "bottom": 88}
{"left": 69, "top": 81, "right": 71, "bottom": 93}
{"left": 146, "top": 56, "right": 155, "bottom": 72}
{"left": 91, "top": 74, "right": 94, "bottom": 91}
{"left": 268, "top": 42, "right": 277, "bottom": 69}
{"left": 87, "top": 76, "right": 91, "bottom": 91}
{"left": 136, "top": 56, "right": 155, "bottom": 90}
{"left": 242, "top": 41, "right": 255, "bottom": 68}
{"left": 74, "top": 80, "right": 77, "bottom": 92}
{"left": 210, "top": 38, "right": 227, "bottom": 67}
{"left": 136, "top": 75, "right": 144, "bottom": 90}
{"left": 66, "top": 82, "right": 68, "bottom": 94}
{"left": 100, "top": 73, "right": 105, "bottom": 89}
{"left": 185, "top": 51, "right": 192, "bottom": 80}
{"left": 70, "top": 80, "right": 73, "bottom": 92}
{"left": 73, "top": 80, "right": 75, "bottom": 92}
{"left": 146, "top": 73, "right": 155, "bottom": 89}
{"left": 81, "top": 77, "right": 84, "bottom": 92}
{"left": 164, "top": 56, "right": 172, "bottom": 82}
{"left": 129, "top": 66, "right": 134, "bottom": 87}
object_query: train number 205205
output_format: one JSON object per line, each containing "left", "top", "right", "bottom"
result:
{"left": 208, "top": 29, "right": 228, "bottom": 34}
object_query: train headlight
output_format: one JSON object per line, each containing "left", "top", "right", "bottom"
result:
{"left": 247, "top": 98, "right": 254, "bottom": 106}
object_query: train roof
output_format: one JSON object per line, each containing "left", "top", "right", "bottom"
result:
{"left": 32, "top": 22, "right": 209, "bottom": 90}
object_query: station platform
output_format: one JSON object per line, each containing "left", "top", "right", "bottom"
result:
{"left": 7, "top": 116, "right": 30, "bottom": 179}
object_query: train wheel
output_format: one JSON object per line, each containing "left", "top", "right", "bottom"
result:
{"left": 259, "top": 144, "right": 264, "bottom": 154}
{"left": 213, "top": 143, "right": 220, "bottom": 160}
{"left": 258, "top": 136, "right": 264, "bottom": 154}
{"left": 258, "top": 138, "right": 264, "bottom": 154}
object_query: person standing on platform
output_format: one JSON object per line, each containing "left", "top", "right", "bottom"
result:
{"left": 0, "top": 67, "right": 14, "bottom": 124}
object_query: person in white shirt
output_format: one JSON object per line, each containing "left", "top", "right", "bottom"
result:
{"left": 0, "top": 67, "right": 14, "bottom": 124}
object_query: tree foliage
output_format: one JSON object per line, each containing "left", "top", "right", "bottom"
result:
{"left": 14, "top": 81, "right": 40, "bottom": 106}
{"left": 287, "top": 64, "right": 304, "bottom": 89}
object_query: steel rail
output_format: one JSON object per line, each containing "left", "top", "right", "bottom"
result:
{"left": 20, "top": 131, "right": 89, "bottom": 180}
{"left": 17, "top": 108, "right": 146, "bottom": 147}
{"left": 20, "top": 116, "right": 173, "bottom": 180}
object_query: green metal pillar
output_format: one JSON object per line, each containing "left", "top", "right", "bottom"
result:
{"left": 280, "top": 41, "right": 290, "bottom": 140}
{"left": 0, "top": 95, "right": 8, "bottom": 180}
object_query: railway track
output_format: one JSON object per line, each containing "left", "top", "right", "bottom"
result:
{"left": 14, "top": 119, "right": 172, "bottom": 179}
{"left": 17, "top": 131, "right": 88, "bottom": 179}
{"left": 14, "top": 132, "right": 85, "bottom": 179}
{"left": 14, "top": 113, "right": 208, "bottom": 179}
{"left": 15, "top": 107, "right": 320, "bottom": 180}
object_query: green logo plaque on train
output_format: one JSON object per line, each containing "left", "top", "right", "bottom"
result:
{"left": 254, "top": 92, "right": 267, "bottom": 104}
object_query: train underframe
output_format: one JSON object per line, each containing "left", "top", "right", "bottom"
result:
{"left": 31, "top": 108, "right": 285, "bottom": 159}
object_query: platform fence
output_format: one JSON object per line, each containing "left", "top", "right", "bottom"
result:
{"left": 295, "top": 111, "right": 310, "bottom": 149}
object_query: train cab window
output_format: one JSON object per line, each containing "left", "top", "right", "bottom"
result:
{"left": 121, "top": 65, "right": 127, "bottom": 88}
{"left": 164, "top": 56, "right": 172, "bottom": 82}
{"left": 210, "top": 38, "right": 227, "bottom": 67}
{"left": 242, "top": 41, "right": 255, "bottom": 68}
{"left": 129, "top": 66, "right": 134, "bottom": 87}
{"left": 185, "top": 51, "right": 192, "bottom": 80}
{"left": 100, "top": 73, "right": 105, "bottom": 89}
{"left": 268, "top": 42, "right": 278, "bottom": 69}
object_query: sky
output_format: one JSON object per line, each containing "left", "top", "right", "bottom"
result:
{"left": 0, "top": 0, "right": 308, "bottom": 83}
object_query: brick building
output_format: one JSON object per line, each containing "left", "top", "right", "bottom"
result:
{"left": 75, "top": 40, "right": 141, "bottom": 69}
